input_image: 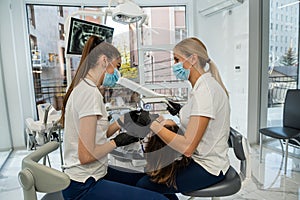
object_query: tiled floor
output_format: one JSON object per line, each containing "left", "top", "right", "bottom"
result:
{"left": 0, "top": 141, "right": 299, "bottom": 200}
{"left": 0, "top": 151, "right": 11, "bottom": 171}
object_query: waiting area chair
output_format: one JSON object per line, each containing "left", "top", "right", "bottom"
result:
{"left": 182, "top": 127, "right": 250, "bottom": 200}
{"left": 259, "top": 89, "right": 300, "bottom": 174}
{"left": 18, "top": 141, "right": 70, "bottom": 200}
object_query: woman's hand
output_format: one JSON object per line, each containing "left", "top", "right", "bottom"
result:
{"left": 154, "top": 115, "right": 165, "bottom": 124}
{"left": 111, "top": 132, "right": 139, "bottom": 147}
{"left": 166, "top": 100, "right": 182, "bottom": 116}
{"left": 154, "top": 116, "right": 210, "bottom": 157}
{"left": 117, "top": 110, "right": 159, "bottom": 138}
{"left": 149, "top": 115, "right": 165, "bottom": 134}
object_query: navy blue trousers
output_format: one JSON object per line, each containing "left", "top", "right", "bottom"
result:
{"left": 136, "top": 159, "right": 225, "bottom": 193}
{"left": 62, "top": 175, "right": 168, "bottom": 200}
{"left": 104, "top": 160, "right": 225, "bottom": 200}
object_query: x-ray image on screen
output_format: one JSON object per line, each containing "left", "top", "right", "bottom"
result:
{"left": 66, "top": 17, "right": 114, "bottom": 55}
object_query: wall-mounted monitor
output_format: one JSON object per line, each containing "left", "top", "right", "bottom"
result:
{"left": 66, "top": 17, "right": 114, "bottom": 55}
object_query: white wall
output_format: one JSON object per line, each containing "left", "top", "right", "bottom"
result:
{"left": 193, "top": 1, "right": 250, "bottom": 137}
{"left": 0, "top": 0, "right": 36, "bottom": 148}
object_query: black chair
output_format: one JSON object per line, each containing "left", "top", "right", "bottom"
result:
{"left": 182, "top": 127, "right": 249, "bottom": 200}
{"left": 18, "top": 141, "right": 70, "bottom": 200}
{"left": 259, "top": 89, "right": 300, "bottom": 174}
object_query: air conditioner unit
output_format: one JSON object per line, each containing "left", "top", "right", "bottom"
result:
{"left": 198, "top": 0, "right": 244, "bottom": 17}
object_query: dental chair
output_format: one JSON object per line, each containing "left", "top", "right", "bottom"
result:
{"left": 25, "top": 104, "right": 60, "bottom": 150}
{"left": 18, "top": 141, "right": 70, "bottom": 200}
{"left": 182, "top": 127, "right": 250, "bottom": 200}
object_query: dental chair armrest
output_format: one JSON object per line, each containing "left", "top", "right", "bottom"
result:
{"left": 20, "top": 142, "right": 70, "bottom": 194}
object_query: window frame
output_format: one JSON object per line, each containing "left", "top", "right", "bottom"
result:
{"left": 24, "top": 0, "right": 194, "bottom": 110}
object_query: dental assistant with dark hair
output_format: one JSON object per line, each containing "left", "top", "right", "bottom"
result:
{"left": 60, "top": 36, "right": 168, "bottom": 200}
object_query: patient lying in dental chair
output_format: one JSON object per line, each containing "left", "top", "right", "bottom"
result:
{"left": 144, "top": 119, "right": 191, "bottom": 189}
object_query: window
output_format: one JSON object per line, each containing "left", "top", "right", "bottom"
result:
{"left": 58, "top": 6, "right": 63, "bottom": 17}
{"left": 26, "top": 4, "right": 188, "bottom": 111}
{"left": 58, "top": 23, "right": 64, "bottom": 40}
{"left": 27, "top": 5, "right": 36, "bottom": 28}
{"left": 29, "top": 35, "right": 37, "bottom": 50}
{"left": 26, "top": 5, "right": 80, "bottom": 109}
{"left": 266, "top": 0, "right": 299, "bottom": 128}
{"left": 175, "top": 28, "right": 187, "bottom": 42}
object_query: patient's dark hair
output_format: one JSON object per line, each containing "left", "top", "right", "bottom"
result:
{"left": 145, "top": 123, "right": 191, "bottom": 189}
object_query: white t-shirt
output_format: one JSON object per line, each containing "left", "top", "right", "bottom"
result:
{"left": 179, "top": 72, "right": 230, "bottom": 176}
{"left": 63, "top": 79, "right": 110, "bottom": 182}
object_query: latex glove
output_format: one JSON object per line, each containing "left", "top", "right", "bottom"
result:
{"left": 126, "top": 109, "right": 153, "bottom": 126}
{"left": 135, "top": 110, "right": 152, "bottom": 125}
{"left": 166, "top": 100, "right": 182, "bottom": 116}
{"left": 127, "top": 110, "right": 139, "bottom": 121}
{"left": 112, "top": 132, "right": 139, "bottom": 147}
{"left": 117, "top": 110, "right": 159, "bottom": 138}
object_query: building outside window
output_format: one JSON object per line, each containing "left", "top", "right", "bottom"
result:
{"left": 58, "top": 23, "right": 64, "bottom": 40}
{"left": 58, "top": 6, "right": 63, "bottom": 17}
{"left": 267, "top": 0, "right": 299, "bottom": 148}
{"left": 25, "top": 4, "right": 188, "bottom": 112}
{"left": 28, "top": 5, "right": 36, "bottom": 28}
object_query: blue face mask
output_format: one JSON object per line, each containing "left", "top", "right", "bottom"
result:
{"left": 103, "top": 68, "right": 120, "bottom": 87}
{"left": 172, "top": 62, "right": 190, "bottom": 80}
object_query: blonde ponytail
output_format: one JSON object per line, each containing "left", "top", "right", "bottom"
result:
{"left": 208, "top": 60, "right": 229, "bottom": 97}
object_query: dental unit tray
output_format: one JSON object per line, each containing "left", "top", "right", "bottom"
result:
{"left": 110, "top": 149, "right": 147, "bottom": 167}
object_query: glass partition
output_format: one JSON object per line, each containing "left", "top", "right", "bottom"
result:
{"left": 26, "top": 5, "right": 81, "bottom": 113}
{"left": 266, "top": 0, "right": 299, "bottom": 150}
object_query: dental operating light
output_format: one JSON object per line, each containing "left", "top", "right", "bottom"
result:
{"left": 108, "top": 0, "right": 147, "bottom": 25}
